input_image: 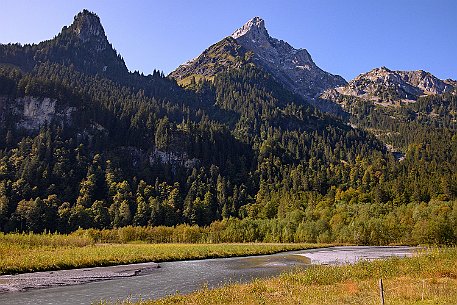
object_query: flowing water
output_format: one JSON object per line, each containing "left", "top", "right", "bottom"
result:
{"left": 0, "top": 246, "right": 415, "bottom": 305}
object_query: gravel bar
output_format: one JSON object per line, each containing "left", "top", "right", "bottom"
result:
{"left": 0, "top": 262, "right": 159, "bottom": 293}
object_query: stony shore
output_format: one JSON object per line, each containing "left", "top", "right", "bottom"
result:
{"left": 0, "top": 262, "right": 159, "bottom": 293}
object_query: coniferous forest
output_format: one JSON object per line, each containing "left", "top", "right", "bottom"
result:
{"left": 1, "top": 10, "right": 456, "bottom": 245}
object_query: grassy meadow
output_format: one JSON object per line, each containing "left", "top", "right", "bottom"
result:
{"left": 116, "top": 247, "right": 457, "bottom": 305}
{"left": 0, "top": 232, "right": 326, "bottom": 275}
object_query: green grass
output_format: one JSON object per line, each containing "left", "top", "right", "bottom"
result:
{"left": 0, "top": 233, "right": 326, "bottom": 275}
{"left": 116, "top": 247, "right": 457, "bottom": 305}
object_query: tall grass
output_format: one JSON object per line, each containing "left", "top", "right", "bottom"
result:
{"left": 0, "top": 232, "right": 94, "bottom": 247}
{"left": 0, "top": 231, "right": 325, "bottom": 275}
{"left": 72, "top": 222, "right": 285, "bottom": 244}
{"left": 73, "top": 225, "right": 213, "bottom": 244}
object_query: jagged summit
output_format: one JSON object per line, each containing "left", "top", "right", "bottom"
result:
{"left": 41, "top": 9, "right": 128, "bottom": 75}
{"left": 232, "top": 17, "right": 346, "bottom": 101}
{"left": 231, "top": 17, "right": 268, "bottom": 39}
{"left": 66, "top": 9, "right": 108, "bottom": 51}
{"left": 71, "top": 10, "right": 102, "bottom": 29}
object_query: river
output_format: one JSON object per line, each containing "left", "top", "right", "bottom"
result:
{"left": 0, "top": 246, "right": 415, "bottom": 305}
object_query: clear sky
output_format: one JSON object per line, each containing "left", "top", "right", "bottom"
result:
{"left": 1, "top": 0, "right": 456, "bottom": 81}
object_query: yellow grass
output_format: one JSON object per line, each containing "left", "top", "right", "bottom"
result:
{"left": 178, "top": 74, "right": 214, "bottom": 87}
{"left": 0, "top": 233, "right": 326, "bottom": 274}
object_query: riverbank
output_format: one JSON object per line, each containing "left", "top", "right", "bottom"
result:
{"left": 0, "top": 262, "right": 159, "bottom": 293}
{"left": 0, "top": 233, "right": 327, "bottom": 275}
{"left": 120, "top": 247, "right": 457, "bottom": 305}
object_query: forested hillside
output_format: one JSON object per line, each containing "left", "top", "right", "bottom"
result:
{"left": 0, "top": 10, "right": 456, "bottom": 245}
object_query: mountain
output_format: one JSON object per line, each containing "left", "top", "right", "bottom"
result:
{"left": 231, "top": 17, "right": 347, "bottom": 98}
{"left": 321, "top": 67, "right": 455, "bottom": 106}
{"left": 2, "top": 9, "right": 195, "bottom": 110}
{"left": 0, "top": 10, "right": 128, "bottom": 78}
{"left": 171, "top": 17, "right": 346, "bottom": 103}
{"left": 0, "top": 9, "right": 394, "bottom": 232}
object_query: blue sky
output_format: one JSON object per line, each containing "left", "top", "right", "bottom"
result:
{"left": 1, "top": 0, "right": 456, "bottom": 80}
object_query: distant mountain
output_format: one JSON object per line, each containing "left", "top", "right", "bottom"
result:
{"left": 321, "top": 67, "right": 455, "bottom": 106}
{"left": 319, "top": 66, "right": 457, "bottom": 157}
{"left": 171, "top": 17, "right": 346, "bottom": 105}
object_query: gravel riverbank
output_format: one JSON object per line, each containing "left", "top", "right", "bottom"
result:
{"left": 0, "top": 262, "right": 159, "bottom": 293}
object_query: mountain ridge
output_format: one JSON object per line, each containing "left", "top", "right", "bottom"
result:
{"left": 321, "top": 66, "right": 456, "bottom": 106}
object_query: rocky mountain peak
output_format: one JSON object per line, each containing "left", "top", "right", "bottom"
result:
{"left": 231, "top": 17, "right": 268, "bottom": 40}
{"left": 68, "top": 9, "right": 108, "bottom": 49}
{"left": 170, "top": 17, "right": 346, "bottom": 109}
{"left": 231, "top": 17, "right": 346, "bottom": 102}
{"left": 41, "top": 9, "right": 128, "bottom": 77}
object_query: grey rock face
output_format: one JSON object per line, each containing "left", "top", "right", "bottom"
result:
{"left": 3, "top": 96, "right": 75, "bottom": 131}
{"left": 231, "top": 17, "right": 347, "bottom": 99}
{"left": 150, "top": 148, "right": 200, "bottom": 169}
{"left": 398, "top": 70, "right": 453, "bottom": 94}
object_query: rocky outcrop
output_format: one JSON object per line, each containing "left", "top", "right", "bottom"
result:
{"left": 324, "top": 67, "right": 455, "bottom": 104}
{"left": 150, "top": 148, "right": 199, "bottom": 169}
{"left": 111, "top": 146, "right": 200, "bottom": 172}
{"left": 397, "top": 70, "right": 453, "bottom": 95}
{"left": 69, "top": 9, "right": 109, "bottom": 51}
{"left": 444, "top": 79, "right": 457, "bottom": 89}
{"left": 6, "top": 96, "right": 75, "bottom": 131}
